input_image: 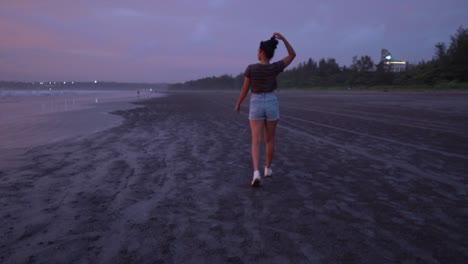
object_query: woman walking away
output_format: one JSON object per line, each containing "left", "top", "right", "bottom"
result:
{"left": 235, "top": 32, "right": 296, "bottom": 187}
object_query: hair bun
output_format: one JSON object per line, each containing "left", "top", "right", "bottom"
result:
{"left": 269, "top": 37, "right": 278, "bottom": 49}
{"left": 259, "top": 37, "right": 278, "bottom": 59}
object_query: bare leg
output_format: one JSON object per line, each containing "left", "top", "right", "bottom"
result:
{"left": 264, "top": 120, "right": 278, "bottom": 168}
{"left": 249, "top": 120, "right": 264, "bottom": 171}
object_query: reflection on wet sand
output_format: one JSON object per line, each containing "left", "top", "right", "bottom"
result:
{"left": 0, "top": 89, "right": 164, "bottom": 157}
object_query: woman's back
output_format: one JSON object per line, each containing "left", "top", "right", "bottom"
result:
{"left": 244, "top": 61, "right": 285, "bottom": 94}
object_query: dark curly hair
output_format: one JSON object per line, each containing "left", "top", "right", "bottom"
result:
{"left": 259, "top": 37, "right": 279, "bottom": 59}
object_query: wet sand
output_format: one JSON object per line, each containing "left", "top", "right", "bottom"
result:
{"left": 0, "top": 90, "right": 159, "bottom": 168}
{"left": 1, "top": 91, "right": 467, "bottom": 263}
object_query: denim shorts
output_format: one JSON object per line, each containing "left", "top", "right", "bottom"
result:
{"left": 249, "top": 92, "right": 280, "bottom": 121}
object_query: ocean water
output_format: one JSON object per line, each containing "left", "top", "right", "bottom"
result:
{"left": 0, "top": 89, "right": 164, "bottom": 162}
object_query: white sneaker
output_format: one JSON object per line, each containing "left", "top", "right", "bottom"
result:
{"left": 251, "top": 170, "right": 260, "bottom": 187}
{"left": 264, "top": 167, "right": 273, "bottom": 177}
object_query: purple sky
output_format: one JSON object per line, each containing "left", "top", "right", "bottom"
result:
{"left": 1, "top": 0, "right": 467, "bottom": 83}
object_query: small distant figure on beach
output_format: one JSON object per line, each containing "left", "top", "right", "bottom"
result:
{"left": 137, "top": 89, "right": 140, "bottom": 98}
{"left": 235, "top": 32, "right": 296, "bottom": 187}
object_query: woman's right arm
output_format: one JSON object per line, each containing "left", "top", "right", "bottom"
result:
{"left": 235, "top": 77, "right": 250, "bottom": 112}
{"left": 274, "top": 32, "right": 296, "bottom": 68}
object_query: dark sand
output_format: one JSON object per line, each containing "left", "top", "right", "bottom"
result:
{"left": 1, "top": 91, "right": 467, "bottom": 263}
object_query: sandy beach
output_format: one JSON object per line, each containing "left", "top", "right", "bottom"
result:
{"left": 1, "top": 90, "right": 467, "bottom": 263}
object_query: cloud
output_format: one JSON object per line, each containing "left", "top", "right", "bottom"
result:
{"left": 61, "top": 49, "right": 116, "bottom": 58}
{"left": 111, "top": 8, "right": 144, "bottom": 17}
{"left": 111, "top": 8, "right": 147, "bottom": 18}
{"left": 209, "top": 0, "right": 227, "bottom": 9}
{"left": 344, "top": 24, "right": 386, "bottom": 46}
{"left": 300, "top": 20, "right": 326, "bottom": 34}
{"left": 190, "top": 22, "right": 212, "bottom": 44}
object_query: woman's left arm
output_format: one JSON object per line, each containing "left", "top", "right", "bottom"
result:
{"left": 235, "top": 77, "right": 250, "bottom": 112}
{"left": 273, "top": 32, "right": 296, "bottom": 68}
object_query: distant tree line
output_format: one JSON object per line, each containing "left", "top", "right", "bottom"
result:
{"left": 170, "top": 26, "right": 468, "bottom": 90}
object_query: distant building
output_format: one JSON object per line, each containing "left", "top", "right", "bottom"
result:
{"left": 381, "top": 49, "right": 407, "bottom": 72}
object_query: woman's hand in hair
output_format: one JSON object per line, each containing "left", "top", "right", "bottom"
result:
{"left": 273, "top": 32, "right": 285, "bottom": 41}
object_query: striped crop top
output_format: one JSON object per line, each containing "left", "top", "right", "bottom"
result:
{"left": 244, "top": 60, "right": 286, "bottom": 93}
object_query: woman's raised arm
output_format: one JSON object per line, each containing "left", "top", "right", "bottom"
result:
{"left": 273, "top": 32, "right": 296, "bottom": 68}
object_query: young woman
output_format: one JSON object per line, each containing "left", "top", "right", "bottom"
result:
{"left": 235, "top": 32, "right": 296, "bottom": 187}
